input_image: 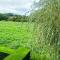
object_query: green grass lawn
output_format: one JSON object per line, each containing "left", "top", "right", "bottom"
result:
{"left": 0, "top": 21, "right": 34, "bottom": 49}
{"left": 0, "top": 21, "right": 59, "bottom": 60}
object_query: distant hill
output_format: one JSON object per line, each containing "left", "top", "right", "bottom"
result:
{"left": 0, "top": 13, "right": 29, "bottom": 22}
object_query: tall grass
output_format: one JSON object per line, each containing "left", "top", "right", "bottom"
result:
{"left": 30, "top": 0, "right": 60, "bottom": 60}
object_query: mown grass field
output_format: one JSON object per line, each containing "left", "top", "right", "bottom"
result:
{"left": 0, "top": 21, "right": 34, "bottom": 49}
{"left": 0, "top": 21, "right": 59, "bottom": 60}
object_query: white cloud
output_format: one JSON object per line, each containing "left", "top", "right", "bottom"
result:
{"left": 35, "top": 0, "right": 40, "bottom": 3}
{"left": 0, "top": 0, "right": 34, "bottom": 15}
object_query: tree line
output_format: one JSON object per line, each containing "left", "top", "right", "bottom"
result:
{"left": 0, "top": 13, "right": 29, "bottom": 22}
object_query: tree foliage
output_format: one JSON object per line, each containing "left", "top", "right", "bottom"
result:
{"left": 0, "top": 13, "right": 29, "bottom": 22}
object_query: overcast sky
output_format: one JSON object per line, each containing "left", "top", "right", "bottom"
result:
{"left": 0, "top": 0, "right": 35, "bottom": 15}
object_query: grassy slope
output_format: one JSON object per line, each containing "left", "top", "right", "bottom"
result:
{"left": 0, "top": 21, "right": 34, "bottom": 49}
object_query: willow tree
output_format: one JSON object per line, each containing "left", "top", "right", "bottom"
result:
{"left": 30, "top": 0, "right": 60, "bottom": 60}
